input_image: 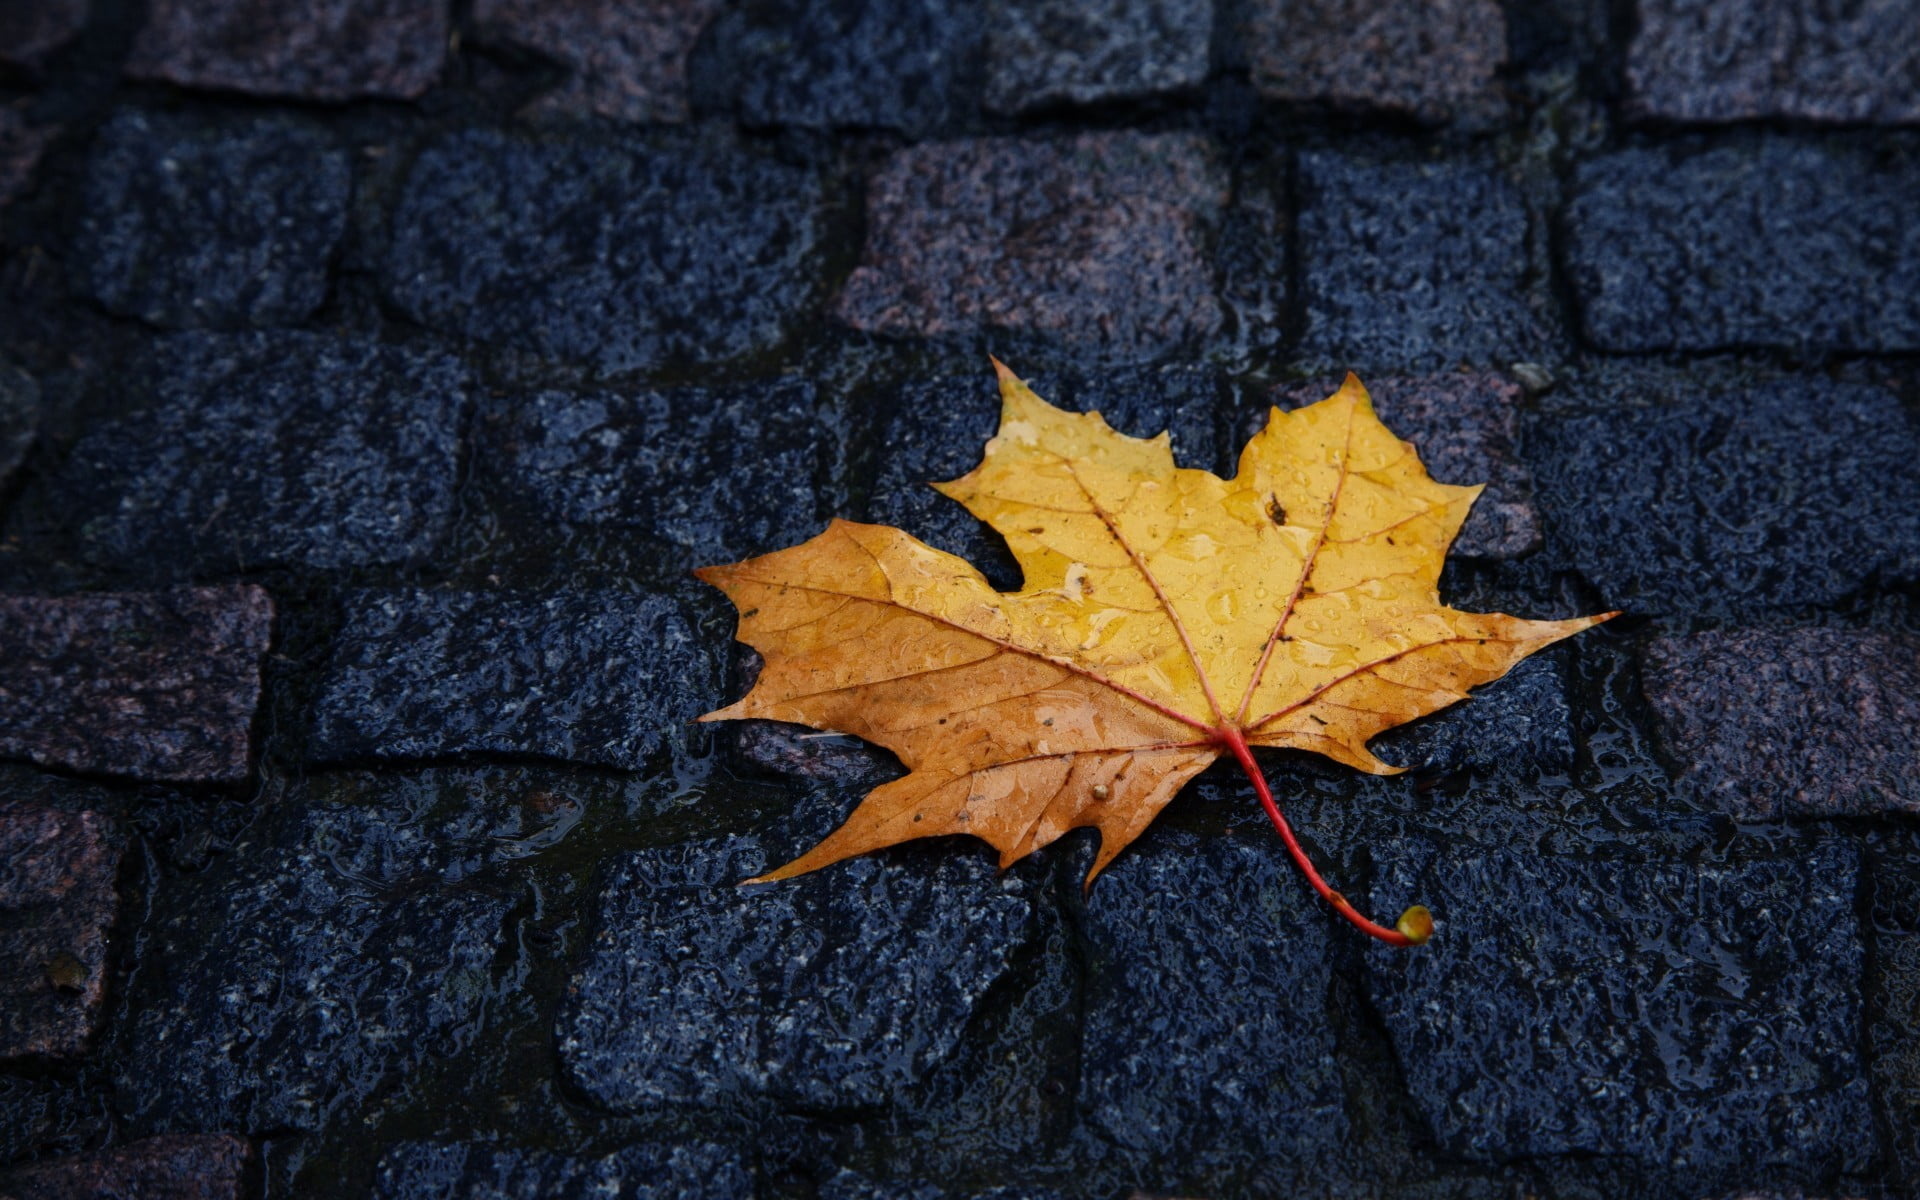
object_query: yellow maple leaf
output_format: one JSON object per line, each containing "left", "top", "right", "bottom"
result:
{"left": 697, "top": 362, "right": 1613, "bottom": 944}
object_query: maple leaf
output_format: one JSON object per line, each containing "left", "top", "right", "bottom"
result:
{"left": 697, "top": 363, "right": 1614, "bottom": 944}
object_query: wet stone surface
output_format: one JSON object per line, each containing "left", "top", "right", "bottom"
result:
{"left": 479, "top": 380, "right": 849, "bottom": 562}
{"left": 74, "top": 110, "right": 350, "bottom": 330}
{"left": 834, "top": 134, "right": 1228, "bottom": 359}
{"left": 1566, "top": 140, "right": 1920, "bottom": 353}
{"left": 1296, "top": 151, "right": 1554, "bottom": 371}
{"left": 0, "top": 110, "right": 52, "bottom": 210}
{"left": 1371, "top": 653, "right": 1573, "bottom": 774}
{"left": 0, "top": 587, "right": 272, "bottom": 782}
{"left": 0, "top": 0, "right": 89, "bottom": 69}
{"left": 1267, "top": 372, "right": 1539, "bottom": 558}
{"left": 1642, "top": 629, "right": 1920, "bottom": 821}
{"left": 0, "top": 1134, "right": 252, "bottom": 1200}
{"left": 472, "top": 0, "right": 725, "bottom": 124}
{"left": 126, "top": 0, "right": 448, "bottom": 101}
{"left": 0, "top": 366, "right": 36, "bottom": 497}
{"left": 49, "top": 332, "right": 468, "bottom": 575}
{"left": 559, "top": 834, "right": 1032, "bottom": 1114}
{"left": 1243, "top": 0, "right": 1506, "bottom": 122}
{"left": 983, "top": 0, "right": 1212, "bottom": 114}
{"left": 0, "top": 804, "right": 120, "bottom": 1061}
{"left": 1526, "top": 375, "right": 1920, "bottom": 614}
{"left": 1627, "top": 0, "right": 1920, "bottom": 124}
{"left": 1367, "top": 842, "right": 1873, "bottom": 1172}
{"left": 371, "top": 1139, "right": 751, "bottom": 1200}
{"left": 822, "top": 1173, "right": 1071, "bottom": 1200}
{"left": 384, "top": 129, "right": 823, "bottom": 372}
{"left": 310, "top": 589, "right": 715, "bottom": 772}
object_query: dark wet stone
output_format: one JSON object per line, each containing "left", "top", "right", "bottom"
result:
{"left": 1078, "top": 831, "right": 1345, "bottom": 1184}
{"left": 1870, "top": 933, "right": 1920, "bottom": 1182}
{"left": 471, "top": 0, "right": 725, "bottom": 124}
{"left": 0, "top": 110, "right": 52, "bottom": 209}
{"left": 1627, "top": 0, "right": 1920, "bottom": 124}
{"left": 1296, "top": 151, "right": 1555, "bottom": 371}
{"left": 371, "top": 1139, "right": 751, "bottom": 1200}
{"left": 126, "top": 0, "right": 447, "bottom": 101}
{"left": 384, "top": 129, "right": 823, "bottom": 372}
{"left": 710, "top": 0, "right": 980, "bottom": 134}
{"left": 1642, "top": 629, "right": 1920, "bottom": 821}
{"left": 558, "top": 833, "right": 1031, "bottom": 1113}
{"left": 1244, "top": 0, "right": 1506, "bottom": 121}
{"left": 0, "top": 0, "right": 87, "bottom": 68}
{"left": 0, "top": 587, "right": 272, "bottom": 783}
{"left": 0, "top": 804, "right": 119, "bottom": 1061}
{"left": 0, "top": 366, "right": 35, "bottom": 495}
{"left": 834, "top": 134, "right": 1228, "bottom": 358}
{"left": 822, "top": 1173, "right": 1070, "bottom": 1200}
{"left": 480, "top": 380, "right": 849, "bottom": 562}
{"left": 73, "top": 110, "right": 349, "bottom": 330}
{"left": 983, "top": 0, "right": 1212, "bottom": 114}
{"left": 115, "top": 770, "right": 543, "bottom": 1132}
{"left": 734, "top": 720, "right": 898, "bottom": 787}
{"left": 54, "top": 332, "right": 468, "bottom": 574}
{"left": 1373, "top": 654, "right": 1572, "bottom": 774}
{"left": 310, "top": 589, "right": 715, "bottom": 772}
{"left": 0, "top": 1134, "right": 252, "bottom": 1200}
{"left": 1526, "top": 376, "right": 1920, "bottom": 613}
{"left": 1267, "top": 372, "right": 1539, "bottom": 558}
{"left": 1566, "top": 140, "right": 1920, "bottom": 353}
{"left": 1366, "top": 843, "right": 1872, "bottom": 1171}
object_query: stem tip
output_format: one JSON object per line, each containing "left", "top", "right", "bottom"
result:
{"left": 1395, "top": 905, "right": 1433, "bottom": 945}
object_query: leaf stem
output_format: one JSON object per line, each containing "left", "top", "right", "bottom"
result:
{"left": 1216, "top": 725, "right": 1429, "bottom": 947}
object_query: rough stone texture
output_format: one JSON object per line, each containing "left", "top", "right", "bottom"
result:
{"left": 480, "top": 380, "right": 849, "bottom": 561}
{"left": 1372, "top": 654, "right": 1573, "bottom": 774}
{"left": 1872, "top": 933, "right": 1920, "bottom": 1184}
{"left": 1244, "top": 0, "right": 1506, "bottom": 121}
{"left": 1367, "top": 843, "right": 1872, "bottom": 1171}
{"left": 1642, "top": 629, "right": 1920, "bottom": 821}
{"left": 310, "top": 589, "right": 715, "bottom": 771}
{"left": 53, "top": 332, "right": 468, "bottom": 574}
{"left": 0, "top": 587, "right": 272, "bottom": 783}
{"left": 983, "top": 0, "right": 1212, "bottom": 114}
{"left": 1078, "top": 831, "right": 1345, "bottom": 1185}
{"left": 711, "top": 0, "right": 980, "bottom": 134}
{"left": 384, "top": 130, "right": 822, "bottom": 372}
{"left": 0, "top": 366, "right": 36, "bottom": 495}
{"left": 1527, "top": 377, "right": 1920, "bottom": 613}
{"left": 114, "top": 770, "right": 544, "bottom": 1132}
{"left": 0, "top": 1134, "right": 252, "bottom": 1200}
{"left": 0, "top": 804, "right": 119, "bottom": 1060}
{"left": 126, "top": 0, "right": 447, "bottom": 101}
{"left": 371, "top": 1140, "right": 751, "bottom": 1200}
{"left": 74, "top": 110, "right": 350, "bottom": 329}
{"left": 1627, "top": 0, "right": 1920, "bottom": 124}
{"left": 733, "top": 718, "right": 898, "bottom": 787}
{"left": 1296, "top": 151, "right": 1554, "bottom": 371}
{"left": 823, "top": 1174, "right": 1070, "bottom": 1200}
{"left": 0, "top": 0, "right": 88, "bottom": 68}
{"left": 559, "top": 834, "right": 1032, "bottom": 1113}
{"left": 1266, "top": 373, "right": 1539, "bottom": 558}
{"left": 834, "top": 134, "right": 1228, "bottom": 358}
{"left": 1567, "top": 140, "right": 1920, "bottom": 353}
{"left": 0, "top": 109, "right": 52, "bottom": 210}
{"left": 471, "top": 0, "right": 724, "bottom": 124}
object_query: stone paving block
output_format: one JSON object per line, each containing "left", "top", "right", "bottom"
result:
{"left": 1244, "top": 0, "right": 1506, "bottom": 121}
{"left": 1567, "top": 140, "right": 1920, "bottom": 353}
{"left": 1366, "top": 843, "right": 1872, "bottom": 1171}
{"left": 480, "top": 380, "right": 849, "bottom": 562}
{"left": 558, "top": 834, "right": 1032, "bottom": 1113}
{"left": 55, "top": 331, "right": 468, "bottom": 573}
{"left": 0, "top": 109, "right": 52, "bottom": 210}
{"left": 371, "top": 1139, "right": 751, "bottom": 1199}
{"left": 834, "top": 134, "right": 1228, "bottom": 358}
{"left": 711, "top": 0, "right": 980, "bottom": 134}
{"left": 310, "top": 589, "right": 715, "bottom": 772}
{"left": 73, "top": 110, "right": 349, "bottom": 329}
{"left": 1526, "top": 376, "right": 1920, "bottom": 613}
{"left": 0, "top": 587, "right": 272, "bottom": 783}
{"left": 471, "top": 0, "right": 724, "bottom": 124}
{"left": 1296, "top": 151, "right": 1554, "bottom": 371}
{"left": 0, "top": 0, "right": 88, "bottom": 68}
{"left": 1627, "top": 0, "right": 1920, "bottom": 124}
{"left": 0, "top": 804, "right": 119, "bottom": 1061}
{"left": 1266, "top": 372, "right": 1539, "bottom": 558}
{"left": 1642, "top": 629, "right": 1920, "bottom": 821}
{"left": 1372, "top": 654, "right": 1573, "bottom": 774}
{"left": 384, "top": 129, "right": 822, "bottom": 372}
{"left": 0, "top": 1134, "right": 251, "bottom": 1200}
{"left": 1079, "top": 831, "right": 1346, "bottom": 1181}
{"left": 983, "top": 0, "right": 1212, "bottom": 114}
{"left": 126, "top": 0, "right": 447, "bottom": 101}
{"left": 0, "top": 366, "right": 35, "bottom": 496}
{"left": 823, "top": 1173, "right": 1070, "bottom": 1200}
{"left": 1870, "top": 932, "right": 1920, "bottom": 1182}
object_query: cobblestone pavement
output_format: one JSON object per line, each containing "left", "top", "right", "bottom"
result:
{"left": 2, "top": 3, "right": 1918, "bottom": 1199}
